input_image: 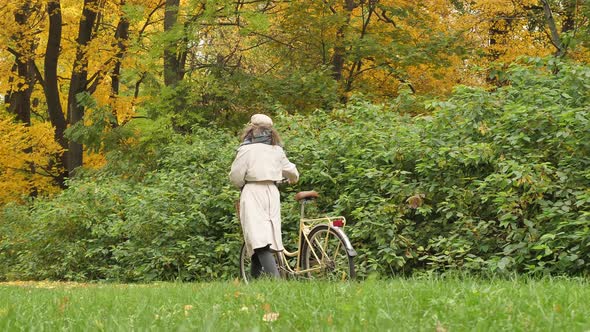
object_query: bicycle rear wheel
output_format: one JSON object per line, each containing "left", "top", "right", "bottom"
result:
{"left": 301, "top": 225, "right": 356, "bottom": 280}
{"left": 239, "top": 242, "right": 285, "bottom": 283}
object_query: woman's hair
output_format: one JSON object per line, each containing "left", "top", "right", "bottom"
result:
{"left": 240, "top": 125, "right": 283, "bottom": 146}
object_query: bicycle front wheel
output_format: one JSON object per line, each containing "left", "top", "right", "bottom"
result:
{"left": 301, "top": 225, "right": 356, "bottom": 281}
{"left": 239, "top": 243, "right": 252, "bottom": 283}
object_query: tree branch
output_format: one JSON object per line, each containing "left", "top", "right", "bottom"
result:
{"left": 6, "top": 47, "right": 21, "bottom": 58}
{"left": 137, "top": 0, "right": 166, "bottom": 41}
{"left": 31, "top": 62, "right": 46, "bottom": 90}
{"left": 86, "top": 57, "right": 117, "bottom": 94}
{"left": 541, "top": 0, "right": 566, "bottom": 57}
{"left": 345, "top": 2, "right": 375, "bottom": 93}
{"left": 376, "top": 9, "right": 398, "bottom": 28}
{"left": 323, "top": 0, "right": 337, "bottom": 14}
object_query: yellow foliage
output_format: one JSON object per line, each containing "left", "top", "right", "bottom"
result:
{"left": 453, "top": 0, "right": 555, "bottom": 63}
{"left": 1, "top": 0, "right": 589, "bottom": 204}
{"left": 0, "top": 0, "right": 159, "bottom": 203}
{"left": 0, "top": 114, "right": 62, "bottom": 204}
{"left": 84, "top": 150, "right": 107, "bottom": 170}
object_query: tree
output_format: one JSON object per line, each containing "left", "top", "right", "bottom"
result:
{"left": 3, "top": 2, "right": 44, "bottom": 195}
{"left": 163, "top": 0, "right": 185, "bottom": 87}
{"left": 110, "top": 0, "right": 130, "bottom": 125}
{"left": 44, "top": 0, "right": 68, "bottom": 185}
{"left": 1, "top": 0, "right": 590, "bottom": 203}
{"left": 449, "top": 0, "right": 590, "bottom": 82}
{"left": 5, "top": 1, "right": 42, "bottom": 126}
{"left": 0, "top": 0, "right": 166, "bottom": 191}
{"left": 66, "top": 0, "right": 101, "bottom": 173}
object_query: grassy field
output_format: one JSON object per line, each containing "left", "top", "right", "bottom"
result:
{"left": 0, "top": 277, "right": 589, "bottom": 331}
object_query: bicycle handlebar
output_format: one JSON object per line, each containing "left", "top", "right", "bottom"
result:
{"left": 276, "top": 178, "right": 290, "bottom": 185}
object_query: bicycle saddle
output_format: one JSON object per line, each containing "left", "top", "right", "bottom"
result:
{"left": 294, "top": 191, "right": 319, "bottom": 201}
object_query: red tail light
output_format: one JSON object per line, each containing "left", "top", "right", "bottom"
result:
{"left": 332, "top": 219, "right": 344, "bottom": 227}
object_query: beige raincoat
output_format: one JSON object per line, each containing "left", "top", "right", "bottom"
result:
{"left": 229, "top": 143, "right": 299, "bottom": 257}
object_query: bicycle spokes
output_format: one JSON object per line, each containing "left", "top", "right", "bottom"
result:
{"left": 303, "top": 226, "right": 355, "bottom": 280}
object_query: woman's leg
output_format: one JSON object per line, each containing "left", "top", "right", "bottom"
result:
{"left": 254, "top": 246, "right": 280, "bottom": 278}
{"left": 251, "top": 253, "right": 262, "bottom": 279}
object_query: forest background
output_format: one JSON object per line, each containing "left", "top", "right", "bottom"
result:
{"left": 0, "top": 0, "right": 588, "bottom": 281}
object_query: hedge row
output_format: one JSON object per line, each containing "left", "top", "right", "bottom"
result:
{"left": 1, "top": 59, "right": 588, "bottom": 281}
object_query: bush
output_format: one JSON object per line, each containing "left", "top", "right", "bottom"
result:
{"left": 0, "top": 126, "right": 241, "bottom": 282}
{"left": 279, "top": 58, "right": 590, "bottom": 276}
{"left": 1, "top": 58, "right": 588, "bottom": 281}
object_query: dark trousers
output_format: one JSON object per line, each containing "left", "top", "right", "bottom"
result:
{"left": 251, "top": 245, "right": 280, "bottom": 279}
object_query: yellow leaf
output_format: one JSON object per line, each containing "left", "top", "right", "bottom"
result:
{"left": 406, "top": 193, "right": 425, "bottom": 209}
{"left": 262, "top": 312, "right": 279, "bottom": 322}
{"left": 184, "top": 304, "right": 194, "bottom": 316}
{"left": 436, "top": 321, "right": 448, "bottom": 332}
{"left": 327, "top": 314, "right": 334, "bottom": 325}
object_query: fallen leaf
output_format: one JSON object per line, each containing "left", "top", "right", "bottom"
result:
{"left": 478, "top": 122, "right": 489, "bottom": 135}
{"left": 436, "top": 321, "right": 447, "bottom": 332}
{"left": 327, "top": 315, "right": 334, "bottom": 325}
{"left": 0, "top": 281, "right": 89, "bottom": 289}
{"left": 184, "top": 304, "right": 194, "bottom": 316}
{"left": 94, "top": 319, "right": 104, "bottom": 329}
{"left": 262, "top": 312, "right": 280, "bottom": 322}
{"left": 262, "top": 303, "right": 271, "bottom": 313}
{"left": 58, "top": 297, "right": 69, "bottom": 314}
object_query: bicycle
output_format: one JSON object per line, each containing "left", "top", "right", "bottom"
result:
{"left": 239, "top": 190, "right": 357, "bottom": 283}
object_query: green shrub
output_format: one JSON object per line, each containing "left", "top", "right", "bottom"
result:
{"left": 277, "top": 58, "right": 589, "bottom": 276}
{"left": 0, "top": 58, "right": 588, "bottom": 281}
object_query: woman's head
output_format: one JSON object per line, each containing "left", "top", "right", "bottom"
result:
{"left": 241, "top": 114, "right": 283, "bottom": 146}
{"left": 250, "top": 114, "right": 273, "bottom": 127}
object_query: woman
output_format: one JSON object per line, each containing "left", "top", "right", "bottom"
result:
{"left": 229, "top": 114, "right": 299, "bottom": 278}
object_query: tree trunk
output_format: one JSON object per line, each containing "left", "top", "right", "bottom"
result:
{"left": 561, "top": 0, "right": 577, "bottom": 34}
{"left": 164, "top": 0, "right": 182, "bottom": 87}
{"left": 110, "top": 0, "right": 130, "bottom": 127}
{"left": 7, "top": 1, "right": 39, "bottom": 126}
{"left": 7, "top": 60, "right": 34, "bottom": 125}
{"left": 66, "top": 0, "right": 99, "bottom": 175}
{"left": 45, "top": 0, "right": 69, "bottom": 187}
{"left": 488, "top": 18, "right": 509, "bottom": 62}
{"left": 486, "top": 15, "right": 511, "bottom": 85}
{"left": 331, "top": 0, "right": 356, "bottom": 103}
{"left": 344, "top": 1, "right": 375, "bottom": 96}
{"left": 541, "top": 0, "right": 565, "bottom": 57}
{"left": 164, "top": 0, "right": 190, "bottom": 132}
{"left": 8, "top": 1, "right": 40, "bottom": 195}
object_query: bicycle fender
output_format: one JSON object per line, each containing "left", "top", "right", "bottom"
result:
{"left": 330, "top": 226, "right": 358, "bottom": 257}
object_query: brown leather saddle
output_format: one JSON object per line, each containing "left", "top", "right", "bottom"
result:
{"left": 294, "top": 190, "right": 319, "bottom": 201}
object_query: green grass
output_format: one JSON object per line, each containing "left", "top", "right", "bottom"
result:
{"left": 1, "top": 277, "right": 589, "bottom": 331}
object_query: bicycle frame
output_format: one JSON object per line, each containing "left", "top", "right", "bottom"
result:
{"left": 238, "top": 189, "right": 357, "bottom": 282}
{"left": 276, "top": 199, "right": 353, "bottom": 276}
